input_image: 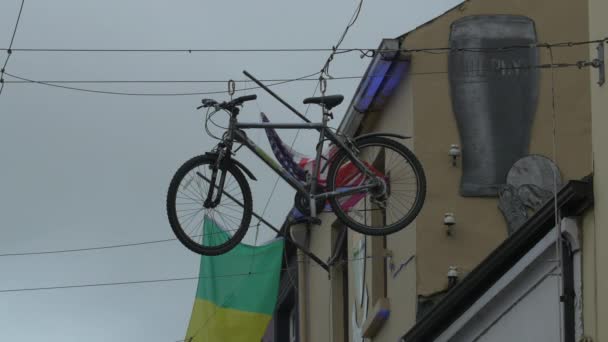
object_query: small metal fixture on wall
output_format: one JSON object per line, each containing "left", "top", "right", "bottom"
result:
{"left": 447, "top": 266, "right": 459, "bottom": 289}
{"left": 444, "top": 212, "right": 456, "bottom": 235}
{"left": 594, "top": 41, "right": 604, "bottom": 86}
{"left": 448, "top": 144, "right": 461, "bottom": 167}
{"left": 576, "top": 41, "right": 604, "bottom": 86}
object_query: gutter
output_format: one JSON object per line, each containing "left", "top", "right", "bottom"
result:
{"left": 400, "top": 178, "right": 594, "bottom": 342}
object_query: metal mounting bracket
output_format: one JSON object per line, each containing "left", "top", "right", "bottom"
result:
{"left": 580, "top": 42, "right": 605, "bottom": 86}
{"left": 594, "top": 41, "right": 605, "bottom": 86}
{"left": 197, "top": 172, "right": 329, "bottom": 272}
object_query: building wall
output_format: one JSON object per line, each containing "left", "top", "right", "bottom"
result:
{"left": 301, "top": 216, "right": 331, "bottom": 342}
{"left": 401, "top": 0, "right": 591, "bottom": 296}
{"left": 435, "top": 220, "right": 580, "bottom": 342}
{"left": 292, "top": 0, "right": 594, "bottom": 341}
{"left": 582, "top": 0, "right": 607, "bottom": 340}
{"left": 293, "top": 212, "right": 347, "bottom": 342}
{"left": 357, "top": 62, "right": 418, "bottom": 341}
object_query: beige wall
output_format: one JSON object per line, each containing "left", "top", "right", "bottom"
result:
{"left": 402, "top": 0, "right": 591, "bottom": 296}
{"left": 294, "top": 212, "right": 348, "bottom": 342}
{"left": 360, "top": 61, "right": 419, "bottom": 341}
{"left": 582, "top": 0, "right": 607, "bottom": 340}
{"left": 297, "top": 216, "right": 331, "bottom": 342}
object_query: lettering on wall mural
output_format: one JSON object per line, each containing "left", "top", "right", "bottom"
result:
{"left": 449, "top": 15, "right": 540, "bottom": 197}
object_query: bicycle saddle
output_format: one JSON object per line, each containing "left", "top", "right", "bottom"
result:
{"left": 303, "top": 95, "right": 344, "bottom": 110}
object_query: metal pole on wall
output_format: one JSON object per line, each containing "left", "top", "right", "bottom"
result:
{"left": 197, "top": 172, "right": 329, "bottom": 272}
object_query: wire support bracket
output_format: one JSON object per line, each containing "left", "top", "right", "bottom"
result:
{"left": 575, "top": 41, "right": 605, "bottom": 86}
{"left": 592, "top": 41, "right": 604, "bottom": 86}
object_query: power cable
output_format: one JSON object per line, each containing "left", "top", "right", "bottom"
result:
{"left": 2, "top": 39, "right": 602, "bottom": 97}
{"left": 0, "top": 37, "right": 604, "bottom": 54}
{"left": 0, "top": 237, "right": 178, "bottom": 257}
{"left": 321, "top": 0, "right": 364, "bottom": 78}
{"left": 547, "top": 45, "right": 565, "bottom": 342}
{"left": 0, "top": 276, "right": 200, "bottom": 294}
{"left": 2, "top": 70, "right": 321, "bottom": 96}
{"left": 245, "top": 82, "right": 319, "bottom": 278}
{"left": 2, "top": 76, "right": 359, "bottom": 84}
{"left": 240, "top": 0, "right": 366, "bottom": 237}
{"left": 0, "top": 266, "right": 301, "bottom": 294}
{"left": 1, "top": 47, "right": 350, "bottom": 53}
{"left": 4, "top": 78, "right": 324, "bottom": 84}
{"left": 0, "top": 255, "right": 398, "bottom": 294}
{"left": 334, "top": 37, "right": 608, "bottom": 57}
{"left": 0, "top": 0, "right": 25, "bottom": 97}
{"left": 3, "top": 60, "right": 599, "bottom": 87}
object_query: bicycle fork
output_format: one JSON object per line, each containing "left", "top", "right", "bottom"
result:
{"left": 203, "top": 152, "right": 229, "bottom": 209}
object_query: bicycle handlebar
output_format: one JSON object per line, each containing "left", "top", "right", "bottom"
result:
{"left": 198, "top": 94, "right": 257, "bottom": 111}
{"left": 236, "top": 94, "right": 257, "bottom": 103}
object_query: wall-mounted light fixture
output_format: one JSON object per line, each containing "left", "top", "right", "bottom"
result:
{"left": 447, "top": 266, "right": 459, "bottom": 289}
{"left": 448, "top": 144, "right": 461, "bottom": 167}
{"left": 444, "top": 212, "right": 456, "bottom": 235}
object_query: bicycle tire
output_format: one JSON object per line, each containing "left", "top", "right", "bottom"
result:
{"left": 327, "top": 136, "right": 426, "bottom": 236}
{"left": 166, "top": 155, "right": 252, "bottom": 255}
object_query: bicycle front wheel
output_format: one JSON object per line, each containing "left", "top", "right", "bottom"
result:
{"left": 166, "top": 155, "right": 252, "bottom": 255}
{"left": 327, "top": 136, "right": 426, "bottom": 236}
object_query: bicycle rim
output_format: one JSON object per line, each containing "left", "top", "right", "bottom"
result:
{"left": 328, "top": 138, "right": 425, "bottom": 235}
{"left": 167, "top": 156, "right": 252, "bottom": 254}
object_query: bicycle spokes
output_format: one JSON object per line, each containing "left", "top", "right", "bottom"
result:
{"left": 327, "top": 137, "right": 426, "bottom": 235}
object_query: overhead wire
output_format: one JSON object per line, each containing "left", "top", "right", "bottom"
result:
{"left": 1, "top": 8, "right": 601, "bottom": 342}
{"left": 547, "top": 45, "right": 565, "bottom": 342}
{"left": 0, "top": 12, "right": 601, "bottom": 318}
{"left": 1, "top": 63, "right": 594, "bottom": 85}
{"left": 0, "top": 0, "right": 26, "bottom": 97}
{"left": 0, "top": 254, "right": 399, "bottom": 294}
{"left": 1, "top": 0, "right": 596, "bottom": 267}
{"left": 2, "top": 54, "right": 601, "bottom": 97}
{"left": 242, "top": 0, "right": 364, "bottom": 257}
{"left": 320, "top": 0, "right": 364, "bottom": 78}
{"left": 0, "top": 237, "right": 177, "bottom": 257}
{"left": 1, "top": 36, "right": 602, "bottom": 56}
{"left": 247, "top": 0, "right": 365, "bottom": 271}
{"left": 0, "top": 267, "right": 304, "bottom": 294}
{"left": 1, "top": 37, "right": 604, "bottom": 96}
{"left": 2, "top": 76, "right": 359, "bottom": 84}
{"left": 2, "top": 70, "right": 321, "bottom": 96}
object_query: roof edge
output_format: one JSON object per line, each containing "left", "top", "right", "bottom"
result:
{"left": 400, "top": 177, "right": 594, "bottom": 342}
{"left": 337, "top": 38, "right": 406, "bottom": 137}
{"left": 396, "top": 0, "right": 468, "bottom": 41}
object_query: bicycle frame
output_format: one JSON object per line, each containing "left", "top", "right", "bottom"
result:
{"left": 226, "top": 114, "right": 378, "bottom": 217}
{"left": 203, "top": 70, "right": 380, "bottom": 217}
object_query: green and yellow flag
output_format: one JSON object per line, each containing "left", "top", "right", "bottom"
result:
{"left": 185, "top": 217, "right": 284, "bottom": 342}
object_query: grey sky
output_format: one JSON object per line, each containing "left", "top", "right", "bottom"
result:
{"left": 0, "top": 1, "right": 461, "bottom": 341}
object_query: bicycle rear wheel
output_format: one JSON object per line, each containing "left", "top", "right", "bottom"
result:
{"left": 327, "top": 136, "right": 426, "bottom": 236}
{"left": 166, "top": 155, "right": 252, "bottom": 255}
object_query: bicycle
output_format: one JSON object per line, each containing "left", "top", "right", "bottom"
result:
{"left": 166, "top": 72, "right": 426, "bottom": 256}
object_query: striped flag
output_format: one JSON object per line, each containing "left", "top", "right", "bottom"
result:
{"left": 185, "top": 217, "right": 284, "bottom": 342}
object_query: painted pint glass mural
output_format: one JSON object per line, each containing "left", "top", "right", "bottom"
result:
{"left": 449, "top": 15, "right": 539, "bottom": 197}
